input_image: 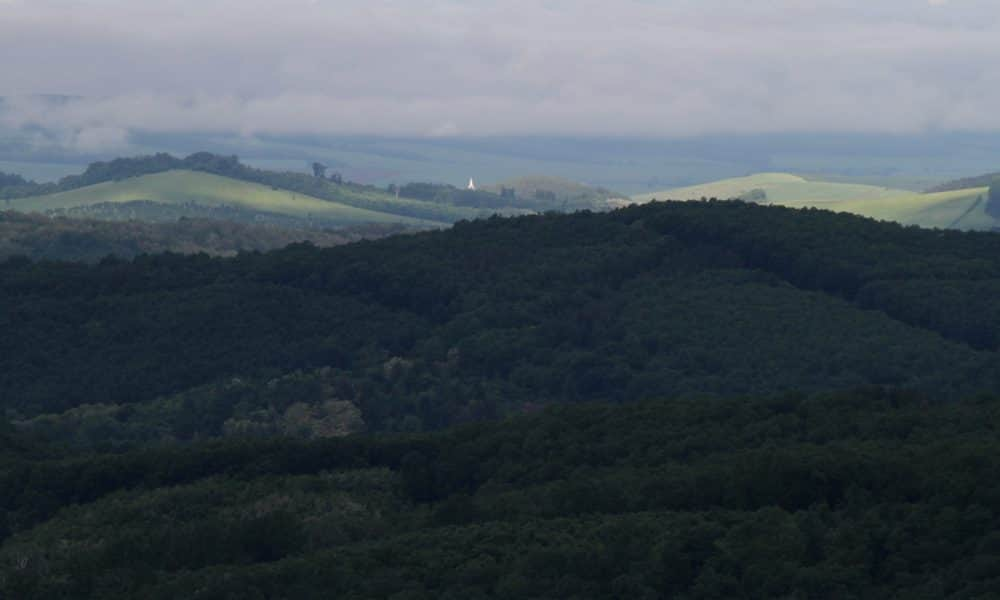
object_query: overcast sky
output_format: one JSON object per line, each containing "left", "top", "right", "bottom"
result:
{"left": 2, "top": 0, "right": 999, "bottom": 145}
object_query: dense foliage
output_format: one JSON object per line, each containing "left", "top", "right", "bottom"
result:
{"left": 40, "top": 198, "right": 385, "bottom": 230}
{"left": 4, "top": 390, "right": 1000, "bottom": 598}
{"left": 4, "top": 201, "right": 1000, "bottom": 441}
{"left": 5, "top": 201, "right": 1000, "bottom": 597}
{"left": 0, "top": 211, "right": 409, "bottom": 262}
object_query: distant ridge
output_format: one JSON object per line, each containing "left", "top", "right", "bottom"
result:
{"left": 926, "top": 171, "right": 1000, "bottom": 193}
{"left": 10, "top": 170, "right": 442, "bottom": 228}
{"left": 0, "top": 153, "right": 487, "bottom": 225}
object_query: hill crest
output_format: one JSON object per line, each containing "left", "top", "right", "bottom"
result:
{"left": 10, "top": 170, "right": 443, "bottom": 227}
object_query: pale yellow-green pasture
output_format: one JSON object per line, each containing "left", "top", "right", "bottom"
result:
{"left": 12, "top": 170, "right": 440, "bottom": 226}
{"left": 828, "top": 188, "right": 990, "bottom": 229}
{"left": 632, "top": 173, "right": 908, "bottom": 205}
{"left": 632, "top": 173, "right": 994, "bottom": 230}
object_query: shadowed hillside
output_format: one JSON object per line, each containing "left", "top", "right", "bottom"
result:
{"left": 6, "top": 200, "right": 1000, "bottom": 442}
{"left": 0, "top": 211, "right": 411, "bottom": 262}
{"left": 5, "top": 391, "right": 1000, "bottom": 598}
{"left": 6, "top": 202, "right": 1000, "bottom": 598}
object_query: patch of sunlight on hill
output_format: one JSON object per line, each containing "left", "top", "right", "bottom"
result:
{"left": 829, "top": 188, "right": 991, "bottom": 230}
{"left": 631, "top": 173, "right": 996, "bottom": 230}
{"left": 632, "top": 173, "right": 908, "bottom": 205}
{"left": 10, "top": 170, "right": 441, "bottom": 226}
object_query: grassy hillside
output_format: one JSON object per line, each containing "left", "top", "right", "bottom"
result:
{"left": 0, "top": 151, "right": 529, "bottom": 225}
{"left": 634, "top": 173, "right": 995, "bottom": 230}
{"left": 633, "top": 173, "right": 908, "bottom": 205}
{"left": 8, "top": 170, "right": 443, "bottom": 227}
{"left": 832, "top": 187, "right": 990, "bottom": 229}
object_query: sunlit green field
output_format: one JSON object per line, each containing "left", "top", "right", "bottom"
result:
{"left": 633, "top": 173, "right": 994, "bottom": 230}
{"left": 633, "top": 173, "right": 907, "bottom": 205}
{"left": 10, "top": 170, "right": 443, "bottom": 226}
{"left": 830, "top": 187, "right": 990, "bottom": 229}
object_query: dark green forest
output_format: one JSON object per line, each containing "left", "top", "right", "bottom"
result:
{"left": 0, "top": 211, "right": 409, "bottom": 262}
{"left": 5, "top": 201, "right": 1000, "bottom": 433}
{"left": 5, "top": 391, "right": 1000, "bottom": 598}
{"left": 5, "top": 200, "right": 1000, "bottom": 597}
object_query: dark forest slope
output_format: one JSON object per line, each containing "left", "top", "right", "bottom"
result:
{"left": 7, "top": 202, "right": 1000, "bottom": 598}
{"left": 4, "top": 201, "right": 1000, "bottom": 442}
{"left": 5, "top": 391, "right": 1000, "bottom": 598}
{"left": 0, "top": 211, "right": 409, "bottom": 262}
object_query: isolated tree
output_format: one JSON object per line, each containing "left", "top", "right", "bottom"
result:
{"left": 312, "top": 162, "right": 327, "bottom": 179}
{"left": 329, "top": 172, "right": 343, "bottom": 185}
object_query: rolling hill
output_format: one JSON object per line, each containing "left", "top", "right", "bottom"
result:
{"left": 632, "top": 173, "right": 994, "bottom": 230}
{"left": 830, "top": 187, "right": 991, "bottom": 230}
{"left": 632, "top": 173, "right": 906, "bottom": 205}
{"left": 7, "top": 170, "right": 444, "bottom": 228}
{"left": 0, "top": 153, "right": 511, "bottom": 228}
{"left": 0, "top": 154, "right": 625, "bottom": 233}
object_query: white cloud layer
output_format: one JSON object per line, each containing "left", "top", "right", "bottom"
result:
{"left": 2, "top": 0, "right": 1000, "bottom": 138}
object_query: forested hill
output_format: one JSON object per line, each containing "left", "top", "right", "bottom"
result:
{"left": 5, "top": 200, "right": 1000, "bottom": 443}
{"left": 8, "top": 200, "right": 1000, "bottom": 597}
